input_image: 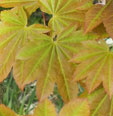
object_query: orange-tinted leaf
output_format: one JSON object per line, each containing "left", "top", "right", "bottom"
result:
{"left": 84, "top": 0, "right": 112, "bottom": 33}
{"left": 93, "top": 23, "right": 109, "bottom": 39}
{"left": 15, "top": 26, "right": 97, "bottom": 102}
{"left": 59, "top": 99, "right": 90, "bottom": 116}
{"left": 72, "top": 40, "right": 113, "bottom": 97}
{"left": 0, "top": 104, "right": 16, "bottom": 116}
{"left": 103, "top": 1, "right": 113, "bottom": 39}
{"left": 0, "top": 0, "right": 35, "bottom": 7}
{"left": 88, "top": 87, "right": 113, "bottom": 116}
{"left": 0, "top": 7, "right": 50, "bottom": 83}
{"left": 76, "top": 0, "right": 93, "bottom": 11}
{"left": 39, "top": 0, "right": 85, "bottom": 32}
{"left": 0, "top": 0, "right": 39, "bottom": 15}
{"left": 33, "top": 99, "right": 57, "bottom": 116}
{"left": 84, "top": 4, "right": 103, "bottom": 33}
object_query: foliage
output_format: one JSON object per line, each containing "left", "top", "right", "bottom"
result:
{"left": 0, "top": 0, "right": 112, "bottom": 116}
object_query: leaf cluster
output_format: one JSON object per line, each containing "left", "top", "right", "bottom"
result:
{"left": 0, "top": 0, "right": 113, "bottom": 116}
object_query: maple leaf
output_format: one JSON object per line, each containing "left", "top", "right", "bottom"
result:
{"left": 0, "top": 7, "right": 50, "bottom": 83}
{"left": 103, "top": 1, "right": 113, "bottom": 39}
{"left": 72, "top": 40, "right": 113, "bottom": 98}
{"left": 33, "top": 99, "right": 57, "bottom": 116}
{"left": 84, "top": 0, "right": 112, "bottom": 33}
{"left": 0, "top": 0, "right": 39, "bottom": 15}
{"left": 59, "top": 99, "right": 90, "bottom": 116}
{"left": 14, "top": 26, "right": 98, "bottom": 102}
{"left": 38, "top": 0, "right": 85, "bottom": 32}
{"left": 0, "top": 104, "right": 16, "bottom": 116}
{"left": 88, "top": 87, "right": 113, "bottom": 116}
{"left": 75, "top": 0, "right": 93, "bottom": 11}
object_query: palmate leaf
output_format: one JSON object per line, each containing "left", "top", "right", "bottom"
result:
{"left": 103, "top": 1, "right": 113, "bottom": 39}
{"left": 38, "top": 0, "right": 85, "bottom": 32}
{"left": 33, "top": 98, "right": 89, "bottom": 116}
{"left": 84, "top": 0, "right": 112, "bottom": 33}
{"left": 75, "top": 0, "right": 93, "bottom": 11}
{"left": 0, "top": 0, "right": 39, "bottom": 15}
{"left": 59, "top": 99, "right": 90, "bottom": 116}
{"left": 72, "top": 40, "right": 113, "bottom": 98}
{"left": 0, "top": 7, "right": 50, "bottom": 82}
{"left": 15, "top": 26, "right": 97, "bottom": 102}
{"left": 33, "top": 99, "right": 57, "bottom": 116}
{"left": 0, "top": 99, "right": 89, "bottom": 116}
{"left": 88, "top": 87, "right": 113, "bottom": 116}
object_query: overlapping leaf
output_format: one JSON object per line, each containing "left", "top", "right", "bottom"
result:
{"left": 38, "top": 0, "right": 86, "bottom": 32}
{"left": 0, "top": 7, "right": 50, "bottom": 82}
{"left": 0, "top": 0, "right": 39, "bottom": 15}
{"left": 75, "top": 0, "right": 93, "bottom": 11}
{"left": 33, "top": 99, "right": 57, "bottom": 116}
{"left": 59, "top": 99, "right": 90, "bottom": 116}
{"left": 88, "top": 87, "right": 113, "bottom": 116}
{"left": 15, "top": 26, "right": 98, "bottom": 102}
{"left": 32, "top": 98, "right": 89, "bottom": 116}
{"left": 93, "top": 24, "right": 109, "bottom": 39}
{"left": 84, "top": 0, "right": 112, "bottom": 33}
{"left": 72, "top": 40, "right": 113, "bottom": 97}
{"left": 103, "top": 1, "right": 113, "bottom": 39}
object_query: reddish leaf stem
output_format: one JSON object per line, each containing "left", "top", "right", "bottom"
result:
{"left": 42, "top": 12, "right": 46, "bottom": 26}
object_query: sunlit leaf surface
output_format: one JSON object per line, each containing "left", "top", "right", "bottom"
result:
{"left": 59, "top": 99, "right": 90, "bottom": 116}
{"left": 39, "top": 0, "right": 85, "bottom": 32}
{"left": 72, "top": 40, "right": 113, "bottom": 97}
{"left": 0, "top": 0, "right": 39, "bottom": 15}
{"left": 33, "top": 99, "right": 57, "bottom": 116}
{"left": 15, "top": 26, "right": 97, "bottom": 102}
{"left": 88, "top": 87, "right": 113, "bottom": 116}
{"left": 84, "top": 0, "right": 112, "bottom": 33}
{"left": 0, "top": 7, "right": 50, "bottom": 82}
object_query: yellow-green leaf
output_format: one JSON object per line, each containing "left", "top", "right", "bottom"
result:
{"left": 15, "top": 26, "right": 97, "bottom": 102}
{"left": 0, "top": 7, "right": 50, "bottom": 83}
{"left": 72, "top": 40, "right": 113, "bottom": 97}
{"left": 33, "top": 99, "right": 57, "bottom": 116}
{"left": 76, "top": 0, "right": 93, "bottom": 11}
{"left": 59, "top": 99, "right": 90, "bottom": 116}
{"left": 84, "top": 0, "right": 112, "bottom": 33}
{"left": 0, "top": 0, "right": 39, "bottom": 15}
{"left": 38, "top": 0, "right": 85, "bottom": 32}
{"left": 0, "top": 104, "right": 16, "bottom": 116}
{"left": 88, "top": 87, "right": 113, "bottom": 116}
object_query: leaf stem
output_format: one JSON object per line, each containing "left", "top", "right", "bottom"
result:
{"left": 42, "top": 12, "right": 46, "bottom": 26}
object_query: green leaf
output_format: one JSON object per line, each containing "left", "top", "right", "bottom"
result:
{"left": 59, "top": 99, "right": 90, "bottom": 116}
